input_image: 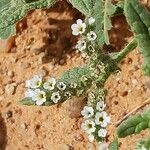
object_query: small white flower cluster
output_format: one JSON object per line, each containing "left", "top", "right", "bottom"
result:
{"left": 71, "top": 17, "right": 97, "bottom": 56}
{"left": 25, "top": 75, "right": 68, "bottom": 105}
{"left": 90, "top": 62, "right": 107, "bottom": 78}
{"left": 81, "top": 100, "right": 110, "bottom": 142}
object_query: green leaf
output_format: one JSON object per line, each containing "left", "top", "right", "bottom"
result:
{"left": 0, "top": 0, "right": 11, "bottom": 10}
{"left": 136, "top": 137, "right": 150, "bottom": 150}
{"left": 69, "top": 0, "right": 95, "bottom": 16}
{"left": 0, "top": 25, "right": 16, "bottom": 39}
{"left": 109, "top": 138, "right": 119, "bottom": 150}
{"left": 117, "top": 109, "right": 150, "bottom": 138}
{"left": 124, "top": 0, "right": 150, "bottom": 76}
{"left": 0, "top": 0, "right": 57, "bottom": 39}
{"left": 93, "top": 0, "right": 116, "bottom": 47}
{"left": 20, "top": 98, "right": 35, "bottom": 105}
{"left": 104, "top": 0, "right": 116, "bottom": 45}
{"left": 92, "top": 0, "right": 104, "bottom": 47}
{"left": 61, "top": 66, "right": 91, "bottom": 84}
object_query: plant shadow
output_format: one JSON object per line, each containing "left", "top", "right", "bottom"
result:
{"left": 0, "top": 112, "right": 7, "bottom": 150}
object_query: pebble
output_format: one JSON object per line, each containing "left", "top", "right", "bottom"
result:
{"left": 21, "top": 123, "right": 28, "bottom": 130}
{"left": 5, "top": 83, "right": 16, "bottom": 95}
{"left": 37, "top": 67, "right": 47, "bottom": 77}
{"left": 7, "top": 70, "right": 14, "bottom": 77}
{"left": 38, "top": 52, "right": 46, "bottom": 64}
{"left": 132, "top": 79, "right": 138, "bottom": 87}
{"left": 49, "top": 63, "right": 55, "bottom": 70}
{"left": 59, "top": 59, "right": 65, "bottom": 65}
{"left": 61, "top": 144, "right": 74, "bottom": 150}
{"left": 5, "top": 110, "right": 13, "bottom": 119}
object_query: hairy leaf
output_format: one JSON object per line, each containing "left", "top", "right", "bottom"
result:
{"left": 0, "top": 0, "right": 57, "bottom": 39}
{"left": 93, "top": 0, "right": 116, "bottom": 47}
{"left": 20, "top": 98, "right": 35, "bottom": 105}
{"left": 103, "top": 0, "right": 116, "bottom": 45}
{"left": 124, "top": 0, "right": 150, "bottom": 76}
{"left": 109, "top": 138, "right": 119, "bottom": 150}
{"left": 69, "top": 0, "right": 95, "bottom": 16}
{"left": 21, "top": 66, "right": 92, "bottom": 105}
{"left": 0, "top": 25, "right": 16, "bottom": 39}
{"left": 136, "top": 137, "right": 150, "bottom": 150}
{"left": 117, "top": 109, "right": 150, "bottom": 138}
{"left": 0, "top": 0, "right": 11, "bottom": 10}
{"left": 61, "top": 66, "right": 90, "bottom": 84}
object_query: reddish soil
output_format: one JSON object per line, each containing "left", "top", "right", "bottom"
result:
{"left": 0, "top": 1, "right": 150, "bottom": 150}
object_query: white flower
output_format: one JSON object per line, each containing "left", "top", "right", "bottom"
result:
{"left": 71, "top": 19, "right": 86, "bottom": 36}
{"left": 32, "top": 89, "right": 46, "bottom": 106}
{"left": 96, "top": 101, "right": 106, "bottom": 111}
{"left": 87, "top": 31, "right": 97, "bottom": 41}
{"left": 88, "top": 45, "right": 95, "bottom": 52}
{"left": 81, "top": 120, "right": 96, "bottom": 134}
{"left": 76, "top": 40, "right": 86, "bottom": 51}
{"left": 70, "top": 83, "right": 77, "bottom": 89}
{"left": 57, "top": 82, "right": 66, "bottom": 91}
{"left": 51, "top": 92, "right": 61, "bottom": 103}
{"left": 64, "top": 91, "right": 71, "bottom": 99}
{"left": 43, "top": 78, "right": 56, "bottom": 91}
{"left": 25, "top": 75, "right": 42, "bottom": 89}
{"left": 88, "top": 134, "right": 95, "bottom": 142}
{"left": 95, "top": 112, "right": 110, "bottom": 127}
{"left": 88, "top": 17, "right": 95, "bottom": 25}
{"left": 81, "top": 106, "right": 94, "bottom": 118}
{"left": 25, "top": 89, "right": 34, "bottom": 98}
{"left": 81, "top": 53, "right": 88, "bottom": 58}
{"left": 98, "top": 129, "right": 107, "bottom": 138}
{"left": 25, "top": 80, "right": 31, "bottom": 88}
{"left": 98, "top": 142, "right": 109, "bottom": 150}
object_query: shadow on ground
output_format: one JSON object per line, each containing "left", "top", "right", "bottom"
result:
{"left": 0, "top": 113, "right": 7, "bottom": 150}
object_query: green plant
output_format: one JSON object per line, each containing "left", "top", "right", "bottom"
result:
{"left": 0, "top": 0, "right": 57, "bottom": 39}
{"left": 1, "top": 0, "right": 150, "bottom": 148}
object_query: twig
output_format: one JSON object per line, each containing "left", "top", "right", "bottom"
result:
{"left": 115, "top": 99, "right": 150, "bottom": 127}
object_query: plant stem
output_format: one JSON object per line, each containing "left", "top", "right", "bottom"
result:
{"left": 112, "top": 39, "right": 138, "bottom": 63}
{"left": 115, "top": 99, "right": 150, "bottom": 127}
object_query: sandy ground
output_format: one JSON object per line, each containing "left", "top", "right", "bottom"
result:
{"left": 0, "top": 1, "right": 150, "bottom": 150}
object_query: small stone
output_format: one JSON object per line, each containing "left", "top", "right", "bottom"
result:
{"left": 5, "top": 83, "right": 16, "bottom": 95}
{"left": 21, "top": 123, "right": 28, "bottom": 130}
{"left": 37, "top": 68, "right": 47, "bottom": 77}
{"left": 61, "top": 144, "right": 74, "bottom": 150}
{"left": 59, "top": 59, "right": 65, "bottom": 65}
{"left": 38, "top": 52, "right": 46, "bottom": 64}
{"left": 7, "top": 71, "right": 14, "bottom": 77}
{"left": 132, "top": 79, "right": 138, "bottom": 87}
{"left": 5, "top": 110, "right": 13, "bottom": 119}
{"left": 49, "top": 63, "right": 55, "bottom": 70}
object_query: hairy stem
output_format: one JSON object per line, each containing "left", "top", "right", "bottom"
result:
{"left": 112, "top": 39, "right": 138, "bottom": 63}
